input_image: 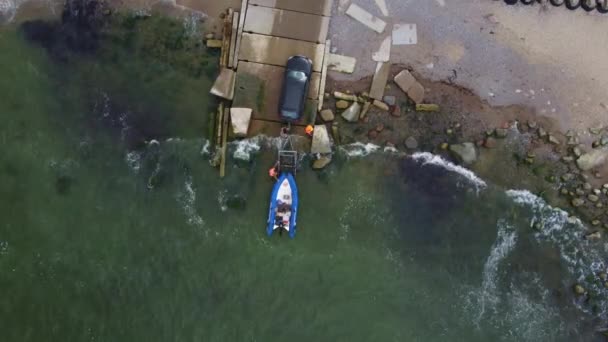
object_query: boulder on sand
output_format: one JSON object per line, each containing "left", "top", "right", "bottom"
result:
{"left": 577, "top": 148, "right": 608, "bottom": 171}
{"left": 320, "top": 109, "right": 335, "bottom": 122}
{"left": 341, "top": 101, "right": 361, "bottom": 122}
{"left": 449, "top": 142, "right": 477, "bottom": 165}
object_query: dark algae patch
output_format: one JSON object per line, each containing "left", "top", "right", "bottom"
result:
{"left": 20, "top": 0, "right": 219, "bottom": 147}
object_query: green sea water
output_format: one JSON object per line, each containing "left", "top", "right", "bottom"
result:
{"left": 0, "top": 9, "right": 606, "bottom": 342}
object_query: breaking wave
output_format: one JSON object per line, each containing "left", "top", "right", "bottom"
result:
{"left": 339, "top": 142, "right": 381, "bottom": 157}
{"left": 410, "top": 152, "right": 487, "bottom": 189}
{"left": 474, "top": 219, "right": 518, "bottom": 325}
{"left": 506, "top": 189, "right": 608, "bottom": 318}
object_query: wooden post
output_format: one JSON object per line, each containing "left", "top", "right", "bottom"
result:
{"left": 219, "top": 105, "right": 230, "bottom": 178}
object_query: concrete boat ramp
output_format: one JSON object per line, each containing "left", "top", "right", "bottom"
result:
{"left": 233, "top": 0, "right": 333, "bottom": 136}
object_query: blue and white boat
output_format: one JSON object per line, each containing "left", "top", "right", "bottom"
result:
{"left": 266, "top": 172, "right": 299, "bottom": 238}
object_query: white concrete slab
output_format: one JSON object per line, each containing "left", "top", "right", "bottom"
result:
{"left": 327, "top": 53, "right": 356, "bottom": 73}
{"left": 233, "top": 0, "right": 248, "bottom": 69}
{"left": 210, "top": 68, "right": 236, "bottom": 100}
{"left": 393, "top": 23, "right": 417, "bottom": 45}
{"left": 374, "top": 0, "right": 389, "bottom": 17}
{"left": 345, "top": 3, "right": 386, "bottom": 34}
{"left": 372, "top": 35, "right": 391, "bottom": 62}
{"left": 244, "top": 5, "right": 329, "bottom": 43}
{"left": 311, "top": 124, "right": 332, "bottom": 154}
{"left": 249, "top": 0, "right": 333, "bottom": 17}
{"left": 230, "top": 107, "right": 252, "bottom": 137}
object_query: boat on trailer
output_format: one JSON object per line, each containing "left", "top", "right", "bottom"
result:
{"left": 266, "top": 172, "right": 299, "bottom": 238}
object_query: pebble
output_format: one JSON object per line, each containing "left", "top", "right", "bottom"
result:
{"left": 405, "top": 137, "right": 418, "bottom": 149}
{"left": 566, "top": 130, "right": 576, "bottom": 137}
{"left": 391, "top": 104, "right": 401, "bottom": 117}
{"left": 484, "top": 137, "right": 497, "bottom": 149}
{"left": 368, "top": 129, "right": 378, "bottom": 140}
{"left": 572, "top": 147, "right": 583, "bottom": 157}
{"left": 527, "top": 121, "right": 537, "bottom": 129}
{"left": 561, "top": 173, "right": 575, "bottom": 182}
{"left": 588, "top": 194, "right": 600, "bottom": 202}
{"left": 590, "top": 127, "right": 603, "bottom": 135}
{"left": 375, "top": 123, "right": 384, "bottom": 132}
{"left": 336, "top": 100, "right": 349, "bottom": 109}
{"left": 591, "top": 221, "right": 601, "bottom": 227}
{"left": 320, "top": 109, "right": 335, "bottom": 122}
{"left": 440, "top": 143, "right": 449, "bottom": 150}
{"left": 596, "top": 203, "right": 604, "bottom": 208}
{"left": 562, "top": 156, "right": 574, "bottom": 163}
{"left": 593, "top": 189, "right": 601, "bottom": 195}
{"left": 575, "top": 189, "right": 586, "bottom": 196}
{"left": 383, "top": 96, "right": 396, "bottom": 106}
{"left": 560, "top": 188, "right": 569, "bottom": 195}
{"left": 583, "top": 183, "right": 592, "bottom": 191}
{"left": 538, "top": 127, "right": 547, "bottom": 138}
{"left": 446, "top": 128, "right": 453, "bottom": 135}
{"left": 572, "top": 198, "right": 585, "bottom": 207}
{"left": 574, "top": 284, "right": 586, "bottom": 295}
{"left": 548, "top": 135, "right": 560, "bottom": 145}
{"left": 601, "top": 136, "right": 608, "bottom": 146}
{"left": 495, "top": 128, "right": 508, "bottom": 138}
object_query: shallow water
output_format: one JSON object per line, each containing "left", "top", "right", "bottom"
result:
{"left": 0, "top": 11, "right": 607, "bottom": 342}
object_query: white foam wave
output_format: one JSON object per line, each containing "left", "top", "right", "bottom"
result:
{"left": 0, "top": 0, "right": 17, "bottom": 23}
{"left": 339, "top": 142, "right": 380, "bottom": 157}
{"left": 410, "top": 152, "right": 487, "bottom": 189}
{"left": 217, "top": 189, "right": 228, "bottom": 212}
{"left": 200, "top": 140, "right": 211, "bottom": 156}
{"left": 506, "top": 189, "right": 608, "bottom": 317}
{"left": 475, "top": 219, "right": 517, "bottom": 325}
{"left": 176, "top": 176, "right": 204, "bottom": 229}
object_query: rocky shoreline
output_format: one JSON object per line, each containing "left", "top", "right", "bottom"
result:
{"left": 320, "top": 65, "right": 608, "bottom": 275}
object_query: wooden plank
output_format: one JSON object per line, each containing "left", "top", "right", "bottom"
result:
{"left": 318, "top": 39, "right": 330, "bottom": 112}
{"left": 249, "top": 0, "right": 333, "bottom": 17}
{"left": 228, "top": 11, "right": 239, "bottom": 69}
{"left": 219, "top": 103, "right": 229, "bottom": 178}
{"left": 233, "top": 0, "right": 248, "bottom": 69}
{"left": 238, "top": 33, "right": 325, "bottom": 72}
{"left": 244, "top": 5, "right": 329, "bottom": 43}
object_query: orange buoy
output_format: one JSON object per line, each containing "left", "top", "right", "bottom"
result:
{"left": 269, "top": 167, "right": 278, "bottom": 178}
{"left": 305, "top": 125, "right": 314, "bottom": 136}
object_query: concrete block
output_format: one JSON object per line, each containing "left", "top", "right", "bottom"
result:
{"left": 372, "top": 35, "right": 391, "bottom": 62}
{"left": 311, "top": 124, "right": 332, "bottom": 154}
{"left": 369, "top": 62, "right": 391, "bottom": 100}
{"left": 394, "top": 69, "right": 416, "bottom": 93}
{"left": 210, "top": 68, "right": 236, "bottom": 100}
{"left": 327, "top": 54, "right": 356, "bottom": 73}
{"left": 244, "top": 5, "right": 329, "bottom": 43}
{"left": 238, "top": 33, "right": 325, "bottom": 72}
{"left": 393, "top": 23, "right": 417, "bottom": 45}
{"left": 346, "top": 3, "right": 386, "bottom": 33}
{"left": 230, "top": 107, "right": 252, "bottom": 137}
{"left": 407, "top": 82, "right": 425, "bottom": 104}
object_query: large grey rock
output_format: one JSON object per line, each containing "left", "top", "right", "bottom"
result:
{"left": 404, "top": 137, "right": 418, "bottom": 149}
{"left": 310, "top": 125, "right": 332, "bottom": 154}
{"left": 341, "top": 101, "right": 361, "bottom": 122}
{"left": 449, "top": 142, "right": 477, "bottom": 165}
{"left": 230, "top": 108, "right": 252, "bottom": 137}
{"left": 577, "top": 148, "right": 608, "bottom": 171}
{"left": 210, "top": 68, "right": 236, "bottom": 100}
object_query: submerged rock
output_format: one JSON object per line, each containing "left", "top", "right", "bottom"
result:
{"left": 341, "top": 102, "right": 361, "bottom": 122}
{"left": 577, "top": 148, "right": 608, "bottom": 171}
{"left": 586, "top": 231, "right": 601, "bottom": 240}
{"left": 449, "top": 142, "right": 477, "bottom": 165}
{"left": 573, "top": 284, "right": 586, "bottom": 295}
{"left": 383, "top": 95, "right": 396, "bottom": 106}
{"left": 312, "top": 156, "right": 332, "bottom": 170}
{"left": 588, "top": 194, "right": 600, "bottom": 202}
{"left": 405, "top": 137, "right": 418, "bottom": 149}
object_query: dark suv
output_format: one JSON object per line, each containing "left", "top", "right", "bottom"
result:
{"left": 278, "top": 56, "right": 313, "bottom": 122}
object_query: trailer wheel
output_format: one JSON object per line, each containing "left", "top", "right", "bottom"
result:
{"left": 504, "top": 0, "right": 519, "bottom": 4}
{"left": 549, "top": 0, "right": 565, "bottom": 6}
{"left": 521, "top": 0, "right": 535, "bottom": 3}
{"left": 581, "top": 0, "right": 596, "bottom": 10}
{"left": 598, "top": 0, "right": 608, "bottom": 12}
{"left": 565, "top": 0, "right": 581, "bottom": 9}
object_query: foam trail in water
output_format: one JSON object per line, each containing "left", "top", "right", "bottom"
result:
{"left": 177, "top": 176, "right": 205, "bottom": 229}
{"left": 0, "top": 0, "right": 17, "bottom": 23}
{"left": 339, "top": 142, "right": 380, "bottom": 157}
{"left": 474, "top": 219, "right": 517, "bottom": 325}
{"left": 410, "top": 152, "right": 487, "bottom": 188}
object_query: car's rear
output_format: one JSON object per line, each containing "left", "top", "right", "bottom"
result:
{"left": 278, "top": 56, "right": 313, "bottom": 122}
